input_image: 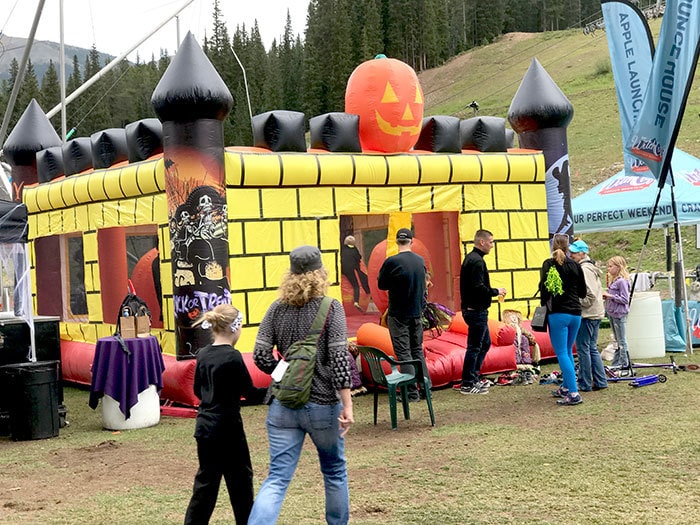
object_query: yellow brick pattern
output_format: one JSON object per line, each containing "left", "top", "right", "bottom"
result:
{"left": 25, "top": 148, "right": 548, "bottom": 356}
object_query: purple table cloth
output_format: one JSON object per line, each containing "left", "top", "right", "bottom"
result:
{"left": 89, "top": 336, "right": 165, "bottom": 419}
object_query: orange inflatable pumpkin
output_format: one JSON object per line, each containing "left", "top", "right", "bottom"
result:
{"left": 345, "top": 54, "right": 424, "bottom": 153}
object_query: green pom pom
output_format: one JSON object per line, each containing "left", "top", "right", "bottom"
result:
{"left": 545, "top": 266, "right": 564, "bottom": 296}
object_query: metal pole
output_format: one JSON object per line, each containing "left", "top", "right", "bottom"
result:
{"left": 0, "top": 0, "right": 48, "bottom": 147}
{"left": 230, "top": 45, "right": 254, "bottom": 138}
{"left": 176, "top": 16, "right": 181, "bottom": 49}
{"left": 59, "top": 0, "right": 67, "bottom": 140}
{"left": 669, "top": 172, "right": 694, "bottom": 355}
{"left": 45, "top": 0, "right": 194, "bottom": 120}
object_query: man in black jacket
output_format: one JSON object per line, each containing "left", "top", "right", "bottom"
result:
{"left": 378, "top": 228, "right": 427, "bottom": 402}
{"left": 457, "top": 229, "right": 506, "bottom": 395}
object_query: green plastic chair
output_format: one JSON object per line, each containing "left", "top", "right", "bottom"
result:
{"left": 357, "top": 345, "right": 435, "bottom": 430}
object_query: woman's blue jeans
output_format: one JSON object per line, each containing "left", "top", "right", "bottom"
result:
{"left": 548, "top": 313, "right": 581, "bottom": 394}
{"left": 575, "top": 318, "right": 608, "bottom": 391}
{"left": 248, "top": 399, "right": 349, "bottom": 525}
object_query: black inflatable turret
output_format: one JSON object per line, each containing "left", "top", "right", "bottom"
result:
{"left": 125, "top": 118, "right": 163, "bottom": 162}
{"left": 253, "top": 110, "right": 307, "bottom": 152}
{"left": 152, "top": 33, "right": 232, "bottom": 122}
{"left": 3, "top": 99, "right": 62, "bottom": 200}
{"left": 151, "top": 31, "right": 233, "bottom": 360}
{"left": 36, "top": 146, "right": 65, "bottom": 183}
{"left": 460, "top": 116, "right": 507, "bottom": 152}
{"left": 62, "top": 137, "right": 93, "bottom": 176}
{"left": 415, "top": 116, "right": 461, "bottom": 153}
{"left": 509, "top": 58, "right": 574, "bottom": 238}
{"left": 91, "top": 128, "right": 128, "bottom": 169}
{"left": 309, "top": 113, "right": 361, "bottom": 152}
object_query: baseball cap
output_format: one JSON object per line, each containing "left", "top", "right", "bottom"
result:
{"left": 569, "top": 240, "right": 589, "bottom": 254}
{"left": 289, "top": 245, "right": 323, "bottom": 274}
{"left": 396, "top": 228, "right": 413, "bottom": 241}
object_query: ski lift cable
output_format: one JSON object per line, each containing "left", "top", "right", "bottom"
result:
{"left": 0, "top": 0, "right": 21, "bottom": 40}
{"left": 423, "top": 8, "right": 621, "bottom": 100}
{"left": 427, "top": 29, "right": 608, "bottom": 115}
{"left": 66, "top": 62, "right": 132, "bottom": 134}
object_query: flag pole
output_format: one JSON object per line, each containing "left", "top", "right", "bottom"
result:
{"left": 667, "top": 167, "right": 694, "bottom": 354}
{"left": 630, "top": 180, "right": 664, "bottom": 302}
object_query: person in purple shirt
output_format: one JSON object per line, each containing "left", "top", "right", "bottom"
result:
{"left": 603, "top": 255, "right": 631, "bottom": 370}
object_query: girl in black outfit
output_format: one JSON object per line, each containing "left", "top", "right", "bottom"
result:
{"left": 184, "top": 304, "right": 264, "bottom": 524}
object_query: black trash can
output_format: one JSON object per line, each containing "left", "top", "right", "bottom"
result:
{"left": 0, "top": 360, "right": 60, "bottom": 441}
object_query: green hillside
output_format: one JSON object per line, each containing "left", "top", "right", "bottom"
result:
{"left": 420, "top": 21, "right": 700, "bottom": 276}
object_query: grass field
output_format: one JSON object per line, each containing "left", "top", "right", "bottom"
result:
{"left": 2, "top": 353, "right": 700, "bottom": 524}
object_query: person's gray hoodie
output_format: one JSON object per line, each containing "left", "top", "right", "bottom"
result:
{"left": 579, "top": 255, "right": 605, "bottom": 320}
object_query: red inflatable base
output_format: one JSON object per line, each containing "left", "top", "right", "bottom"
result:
{"left": 356, "top": 313, "right": 556, "bottom": 388}
{"left": 61, "top": 340, "right": 272, "bottom": 408}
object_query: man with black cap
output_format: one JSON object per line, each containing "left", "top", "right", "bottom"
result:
{"left": 378, "top": 228, "right": 427, "bottom": 402}
{"left": 457, "top": 229, "right": 506, "bottom": 395}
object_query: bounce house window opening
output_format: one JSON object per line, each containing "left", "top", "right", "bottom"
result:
{"left": 125, "top": 230, "right": 158, "bottom": 276}
{"left": 62, "top": 235, "right": 88, "bottom": 322}
{"left": 97, "top": 225, "right": 163, "bottom": 330}
{"left": 340, "top": 211, "right": 460, "bottom": 338}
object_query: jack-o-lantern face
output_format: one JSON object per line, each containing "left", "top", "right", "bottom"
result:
{"left": 345, "top": 55, "right": 424, "bottom": 153}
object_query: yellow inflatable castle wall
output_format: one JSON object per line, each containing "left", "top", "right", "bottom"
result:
{"left": 24, "top": 147, "right": 549, "bottom": 356}
{"left": 19, "top": 43, "right": 561, "bottom": 360}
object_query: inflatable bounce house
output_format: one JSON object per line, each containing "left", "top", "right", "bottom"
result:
{"left": 3, "top": 34, "right": 576, "bottom": 406}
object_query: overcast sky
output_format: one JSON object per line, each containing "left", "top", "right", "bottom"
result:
{"left": 1, "top": 0, "right": 310, "bottom": 61}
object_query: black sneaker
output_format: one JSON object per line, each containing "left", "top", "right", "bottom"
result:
{"left": 557, "top": 393, "right": 583, "bottom": 406}
{"left": 551, "top": 386, "right": 569, "bottom": 398}
{"left": 460, "top": 384, "right": 488, "bottom": 395}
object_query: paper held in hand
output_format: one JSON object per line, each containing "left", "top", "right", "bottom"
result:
{"left": 271, "top": 359, "right": 289, "bottom": 382}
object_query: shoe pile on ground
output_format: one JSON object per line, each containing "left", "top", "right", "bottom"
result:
{"left": 539, "top": 371, "right": 562, "bottom": 385}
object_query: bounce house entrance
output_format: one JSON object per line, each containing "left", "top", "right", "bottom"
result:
{"left": 340, "top": 211, "right": 461, "bottom": 338}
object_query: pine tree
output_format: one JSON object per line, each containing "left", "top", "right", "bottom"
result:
{"left": 17, "top": 59, "right": 41, "bottom": 115}
{"left": 264, "top": 41, "right": 283, "bottom": 111}
{"left": 40, "top": 60, "right": 61, "bottom": 117}
{"left": 275, "top": 12, "right": 305, "bottom": 112}
{"left": 360, "top": 0, "right": 384, "bottom": 62}
{"left": 303, "top": 0, "right": 355, "bottom": 116}
{"left": 66, "top": 55, "right": 82, "bottom": 95}
{"left": 77, "top": 47, "right": 112, "bottom": 135}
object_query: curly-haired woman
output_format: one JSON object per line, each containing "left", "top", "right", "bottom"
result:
{"left": 249, "top": 245, "right": 353, "bottom": 525}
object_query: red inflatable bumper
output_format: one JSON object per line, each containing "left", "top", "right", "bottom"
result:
{"left": 61, "top": 340, "right": 271, "bottom": 408}
{"left": 356, "top": 312, "right": 555, "bottom": 388}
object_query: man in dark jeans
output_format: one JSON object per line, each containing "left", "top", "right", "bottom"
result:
{"left": 457, "top": 229, "right": 506, "bottom": 395}
{"left": 378, "top": 228, "right": 427, "bottom": 402}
